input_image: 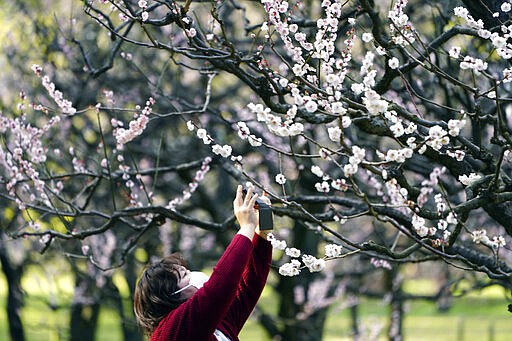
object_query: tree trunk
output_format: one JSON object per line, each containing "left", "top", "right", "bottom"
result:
{"left": 115, "top": 256, "right": 142, "bottom": 341}
{"left": 350, "top": 304, "right": 360, "bottom": 340}
{"left": 69, "top": 275, "right": 100, "bottom": 341}
{"left": 0, "top": 232, "right": 25, "bottom": 341}
{"left": 69, "top": 302, "right": 100, "bottom": 341}
{"left": 387, "top": 267, "right": 403, "bottom": 341}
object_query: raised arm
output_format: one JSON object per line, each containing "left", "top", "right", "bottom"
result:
{"left": 150, "top": 186, "right": 260, "bottom": 341}
{"left": 220, "top": 194, "right": 273, "bottom": 337}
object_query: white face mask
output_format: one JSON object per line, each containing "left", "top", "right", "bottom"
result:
{"left": 171, "top": 271, "right": 209, "bottom": 296}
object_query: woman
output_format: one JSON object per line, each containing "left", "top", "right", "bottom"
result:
{"left": 134, "top": 185, "right": 273, "bottom": 341}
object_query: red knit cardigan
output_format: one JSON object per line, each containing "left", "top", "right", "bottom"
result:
{"left": 150, "top": 234, "right": 272, "bottom": 341}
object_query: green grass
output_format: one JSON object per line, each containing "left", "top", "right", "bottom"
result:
{"left": 1, "top": 270, "right": 511, "bottom": 341}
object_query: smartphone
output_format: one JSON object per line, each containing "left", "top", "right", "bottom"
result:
{"left": 242, "top": 188, "right": 273, "bottom": 230}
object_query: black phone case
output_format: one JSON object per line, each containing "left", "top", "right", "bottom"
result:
{"left": 242, "top": 188, "right": 274, "bottom": 230}
{"left": 258, "top": 206, "right": 273, "bottom": 230}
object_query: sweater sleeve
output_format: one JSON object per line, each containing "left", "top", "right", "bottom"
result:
{"left": 150, "top": 234, "right": 254, "bottom": 341}
{"left": 219, "top": 234, "right": 272, "bottom": 338}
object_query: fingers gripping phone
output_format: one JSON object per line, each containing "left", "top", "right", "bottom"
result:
{"left": 243, "top": 188, "right": 273, "bottom": 230}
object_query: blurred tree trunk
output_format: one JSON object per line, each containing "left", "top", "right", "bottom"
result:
{"left": 69, "top": 276, "right": 100, "bottom": 341}
{"left": 387, "top": 267, "right": 403, "bottom": 341}
{"left": 115, "top": 256, "right": 142, "bottom": 341}
{"left": 350, "top": 304, "right": 360, "bottom": 340}
{"left": 0, "top": 232, "right": 25, "bottom": 341}
{"left": 107, "top": 278, "right": 141, "bottom": 341}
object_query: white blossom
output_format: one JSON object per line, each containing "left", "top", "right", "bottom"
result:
{"left": 351, "top": 83, "right": 364, "bottom": 95}
{"left": 285, "top": 247, "right": 301, "bottom": 258}
{"left": 302, "top": 255, "right": 326, "bottom": 272}
{"left": 196, "top": 128, "right": 212, "bottom": 144}
{"left": 275, "top": 173, "right": 287, "bottom": 185}
{"left": 388, "top": 57, "right": 400, "bottom": 69}
{"left": 279, "top": 262, "right": 301, "bottom": 276}
{"left": 503, "top": 67, "right": 512, "bottom": 82}
{"left": 412, "top": 214, "right": 429, "bottom": 237}
{"left": 331, "top": 102, "right": 346, "bottom": 114}
{"left": 311, "top": 165, "right": 324, "bottom": 177}
{"left": 471, "top": 229, "right": 489, "bottom": 244}
{"left": 390, "top": 121, "right": 405, "bottom": 137}
{"left": 449, "top": 46, "right": 461, "bottom": 58}
{"left": 447, "top": 119, "right": 466, "bottom": 136}
{"left": 493, "top": 235, "right": 507, "bottom": 247}
{"left": 459, "top": 56, "right": 488, "bottom": 72}
{"left": 185, "top": 28, "right": 197, "bottom": 38}
{"left": 343, "top": 163, "right": 358, "bottom": 177}
{"left": 341, "top": 116, "right": 352, "bottom": 128}
{"left": 315, "top": 181, "right": 330, "bottom": 193}
{"left": 446, "top": 212, "right": 458, "bottom": 224}
{"left": 268, "top": 233, "right": 287, "bottom": 250}
{"left": 491, "top": 33, "right": 507, "bottom": 48}
{"left": 331, "top": 178, "right": 348, "bottom": 191}
{"left": 426, "top": 125, "right": 449, "bottom": 151}
{"left": 237, "top": 121, "right": 250, "bottom": 139}
{"left": 211, "top": 144, "right": 232, "bottom": 158}
{"left": 328, "top": 126, "right": 342, "bottom": 142}
{"left": 325, "top": 244, "right": 343, "bottom": 258}
{"left": 305, "top": 100, "right": 318, "bottom": 113}
{"left": 362, "top": 32, "right": 373, "bottom": 42}
{"left": 458, "top": 173, "right": 481, "bottom": 186}
{"left": 478, "top": 29, "right": 491, "bottom": 39}
{"left": 363, "top": 90, "right": 388, "bottom": 115}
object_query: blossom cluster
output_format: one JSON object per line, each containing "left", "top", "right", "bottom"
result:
{"left": 459, "top": 56, "right": 488, "bottom": 73}
{"left": 0, "top": 114, "right": 51, "bottom": 203}
{"left": 236, "top": 121, "right": 263, "bottom": 147}
{"left": 32, "top": 64, "right": 77, "bottom": 115}
{"left": 343, "top": 145, "right": 365, "bottom": 177}
{"left": 1, "top": 72, "right": 71, "bottom": 211}
{"left": 454, "top": 5, "right": 512, "bottom": 61}
{"left": 375, "top": 116, "right": 466, "bottom": 161}
{"left": 278, "top": 255, "right": 327, "bottom": 276}
{"left": 327, "top": 119, "right": 351, "bottom": 142}
{"left": 382, "top": 167, "right": 457, "bottom": 244}
{"left": 415, "top": 168, "right": 455, "bottom": 242}
{"left": 138, "top": 0, "right": 149, "bottom": 22}
{"left": 388, "top": 0, "right": 416, "bottom": 46}
{"left": 426, "top": 125, "right": 450, "bottom": 151}
{"left": 187, "top": 121, "right": 243, "bottom": 161}
{"left": 458, "top": 172, "right": 482, "bottom": 186}
{"left": 453, "top": 7, "right": 484, "bottom": 30}
{"left": 370, "top": 257, "right": 392, "bottom": 270}
{"left": 269, "top": 233, "right": 346, "bottom": 276}
{"left": 309, "top": 163, "right": 348, "bottom": 194}
{"left": 247, "top": 102, "right": 304, "bottom": 137}
{"left": 472, "top": 229, "right": 507, "bottom": 248}
{"left": 166, "top": 157, "right": 212, "bottom": 210}
{"left": 255, "top": 0, "right": 354, "bottom": 139}
{"left": 113, "top": 97, "right": 153, "bottom": 146}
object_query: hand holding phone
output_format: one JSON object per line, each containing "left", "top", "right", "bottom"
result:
{"left": 242, "top": 188, "right": 273, "bottom": 230}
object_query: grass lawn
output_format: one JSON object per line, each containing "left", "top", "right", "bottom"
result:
{"left": 240, "top": 281, "right": 512, "bottom": 341}
{"left": 1, "top": 270, "right": 511, "bottom": 340}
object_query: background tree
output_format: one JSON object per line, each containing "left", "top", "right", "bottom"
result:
{"left": 1, "top": 0, "right": 512, "bottom": 340}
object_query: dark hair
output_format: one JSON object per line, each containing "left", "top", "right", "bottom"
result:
{"left": 134, "top": 253, "right": 189, "bottom": 335}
